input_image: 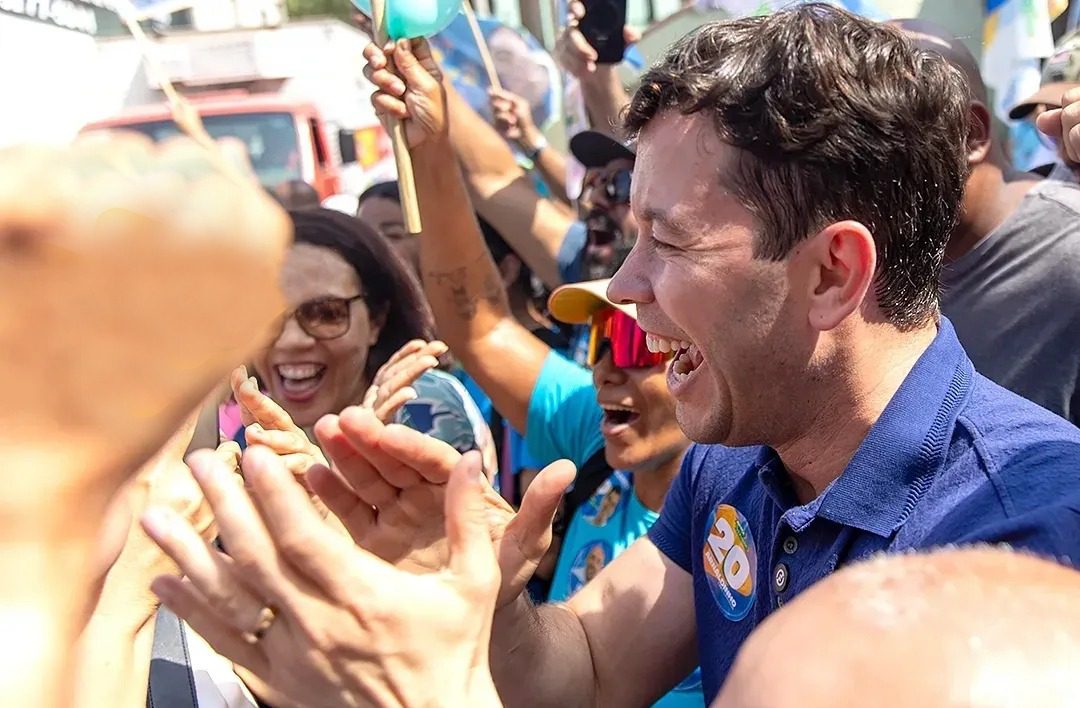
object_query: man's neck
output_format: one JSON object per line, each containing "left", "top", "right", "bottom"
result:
{"left": 775, "top": 323, "right": 938, "bottom": 505}
{"left": 631, "top": 447, "right": 688, "bottom": 512}
{"left": 948, "top": 161, "right": 1040, "bottom": 262}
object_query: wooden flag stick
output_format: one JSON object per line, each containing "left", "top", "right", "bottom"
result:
{"left": 371, "top": 0, "right": 423, "bottom": 234}
{"left": 461, "top": 1, "right": 501, "bottom": 91}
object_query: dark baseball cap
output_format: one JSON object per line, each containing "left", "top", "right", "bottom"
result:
{"left": 569, "top": 130, "right": 635, "bottom": 168}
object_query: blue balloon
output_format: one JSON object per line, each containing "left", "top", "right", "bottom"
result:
{"left": 351, "top": 0, "right": 461, "bottom": 39}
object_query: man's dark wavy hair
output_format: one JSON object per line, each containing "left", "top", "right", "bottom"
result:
{"left": 624, "top": 3, "right": 971, "bottom": 330}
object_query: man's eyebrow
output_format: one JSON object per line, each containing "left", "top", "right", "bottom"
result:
{"left": 641, "top": 206, "right": 693, "bottom": 238}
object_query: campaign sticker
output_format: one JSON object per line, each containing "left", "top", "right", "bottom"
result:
{"left": 581, "top": 475, "right": 628, "bottom": 527}
{"left": 702, "top": 504, "right": 757, "bottom": 621}
{"left": 568, "top": 540, "right": 612, "bottom": 594}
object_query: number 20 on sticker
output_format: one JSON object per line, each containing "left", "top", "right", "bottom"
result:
{"left": 702, "top": 504, "right": 757, "bottom": 621}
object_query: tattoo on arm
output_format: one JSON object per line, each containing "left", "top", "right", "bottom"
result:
{"left": 427, "top": 252, "right": 508, "bottom": 322}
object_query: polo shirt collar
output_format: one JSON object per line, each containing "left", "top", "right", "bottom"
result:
{"left": 758, "top": 318, "right": 974, "bottom": 537}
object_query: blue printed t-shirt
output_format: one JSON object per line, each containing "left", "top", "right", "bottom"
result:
{"left": 395, "top": 369, "right": 497, "bottom": 473}
{"left": 527, "top": 352, "right": 704, "bottom": 708}
{"left": 648, "top": 318, "right": 1080, "bottom": 703}
{"left": 550, "top": 472, "right": 705, "bottom": 708}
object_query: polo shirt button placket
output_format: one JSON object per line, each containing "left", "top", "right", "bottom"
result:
{"left": 773, "top": 562, "right": 789, "bottom": 596}
{"left": 782, "top": 536, "right": 798, "bottom": 555}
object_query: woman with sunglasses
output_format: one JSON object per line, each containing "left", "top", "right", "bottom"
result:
{"left": 250, "top": 208, "right": 494, "bottom": 463}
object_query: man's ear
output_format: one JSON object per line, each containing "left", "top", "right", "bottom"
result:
{"left": 968, "top": 102, "right": 993, "bottom": 166}
{"left": 803, "top": 221, "right": 877, "bottom": 332}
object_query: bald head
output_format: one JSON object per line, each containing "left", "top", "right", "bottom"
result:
{"left": 891, "top": 19, "right": 987, "bottom": 105}
{"left": 715, "top": 548, "right": 1080, "bottom": 708}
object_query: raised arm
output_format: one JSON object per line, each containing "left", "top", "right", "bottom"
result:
{"left": 556, "top": 1, "right": 635, "bottom": 139}
{"left": 444, "top": 78, "right": 577, "bottom": 289}
{"left": 368, "top": 40, "right": 551, "bottom": 433}
{"left": 489, "top": 87, "right": 571, "bottom": 204}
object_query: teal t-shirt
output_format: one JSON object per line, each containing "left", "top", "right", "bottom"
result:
{"left": 547, "top": 471, "right": 705, "bottom": 708}
{"left": 524, "top": 351, "right": 604, "bottom": 468}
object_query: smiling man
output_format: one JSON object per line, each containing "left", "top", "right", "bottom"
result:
{"left": 346, "top": 3, "right": 1080, "bottom": 705}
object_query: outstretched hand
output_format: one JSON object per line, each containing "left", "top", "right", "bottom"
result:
{"left": 1036, "top": 86, "right": 1080, "bottom": 165}
{"left": 362, "top": 339, "right": 447, "bottom": 421}
{"left": 144, "top": 446, "right": 504, "bottom": 708}
{"left": 231, "top": 365, "right": 328, "bottom": 482}
{"left": 364, "top": 38, "right": 448, "bottom": 149}
{"left": 311, "top": 406, "right": 576, "bottom": 607}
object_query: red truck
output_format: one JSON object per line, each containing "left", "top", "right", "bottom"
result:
{"left": 81, "top": 93, "right": 385, "bottom": 201}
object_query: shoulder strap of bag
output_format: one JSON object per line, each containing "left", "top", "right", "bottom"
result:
{"left": 147, "top": 606, "right": 199, "bottom": 708}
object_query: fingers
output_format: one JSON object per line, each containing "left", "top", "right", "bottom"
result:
{"left": 378, "top": 422, "right": 461, "bottom": 484}
{"left": 236, "top": 376, "right": 298, "bottom": 434}
{"left": 623, "top": 24, "right": 641, "bottom": 45}
{"left": 380, "top": 339, "right": 428, "bottom": 370}
{"left": 445, "top": 451, "right": 498, "bottom": 582}
{"left": 390, "top": 37, "right": 439, "bottom": 91}
{"left": 214, "top": 440, "right": 243, "bottom": 473}
{"left": 505, "top": 459, "right": 577, "bottom": 557}
{"left": 1063, "top": 93, "right": 1080, "bottom": 163}
{"left": 184, "top": 449, "right": 293, "bottom": 606}
{"left": 362, "top": 40, "right": 392, "bottom": 72}
{"left": 151, "top": 575, "right": 269, "bottom": 677}
{"left": 142, "top": 505, "right": 268, "bottom": 634}
{"left": 229, "top": 365, "right": 256, "bottom": 427}
{"left": 314, "top": 412, "right": 400, "bottom": 507}
{"left": 338, "top": 409, "right": 424, "bottom": 489}
{"left": 245, "top": 423, "right": 307, "bottom": 454}
{"left": 243, "top": 445, "right": 360, "bottom": 602}
{"left": 570, "top": 28, "right": 599, "bottom": 67}
{"left": 369, "top": 350, "right": 439, "bottom": 421}
{"left": 364, "top": 41, "right": 409, "bottom": 121}
{"left": 371, "top": 341, "right": 443, "bottom": 396}
{"left": 372, "top": 93, "right": 411, "bottom": 122}
{"left": 307, "top": 463, "right": 376, "bottom": 542}
{"left": 373, "top": 387, "right": 418, "bottom": 422}
{"left": 1037, "top": 108, "right": 1064, "bottom": 138}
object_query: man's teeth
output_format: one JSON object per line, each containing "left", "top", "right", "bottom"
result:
{"left": 278, "top": 364, "right": 323, "bottom": 380}
{"left": 645, "top": 334, "right": 691, "bottom": 354}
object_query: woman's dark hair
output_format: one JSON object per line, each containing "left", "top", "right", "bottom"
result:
{"left": 289, "top": 208, "right": 437, "bottom": 385}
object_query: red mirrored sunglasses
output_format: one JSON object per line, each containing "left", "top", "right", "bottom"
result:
{"left": 588, "top": 307, "right": 670, "bottom": 369}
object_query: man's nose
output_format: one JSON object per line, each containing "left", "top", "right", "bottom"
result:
{"left": 607, "top": 240, "right": 652, "bottom": 307}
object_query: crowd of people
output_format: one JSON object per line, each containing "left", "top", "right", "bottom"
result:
{"left": 7, "top": 3, "right": 1080, "bottom": 707}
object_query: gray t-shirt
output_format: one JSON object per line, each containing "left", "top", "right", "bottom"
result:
{"left": 941, "top": 180, "right": 1080, "bottom": 424}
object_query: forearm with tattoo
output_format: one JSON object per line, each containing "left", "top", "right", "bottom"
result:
{"left": 426, "top": 252, "right": 507, "bottom": 323}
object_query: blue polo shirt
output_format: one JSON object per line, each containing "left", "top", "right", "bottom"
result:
{"left": 648, "top": 318, "right": 1080, "bottom": 702}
